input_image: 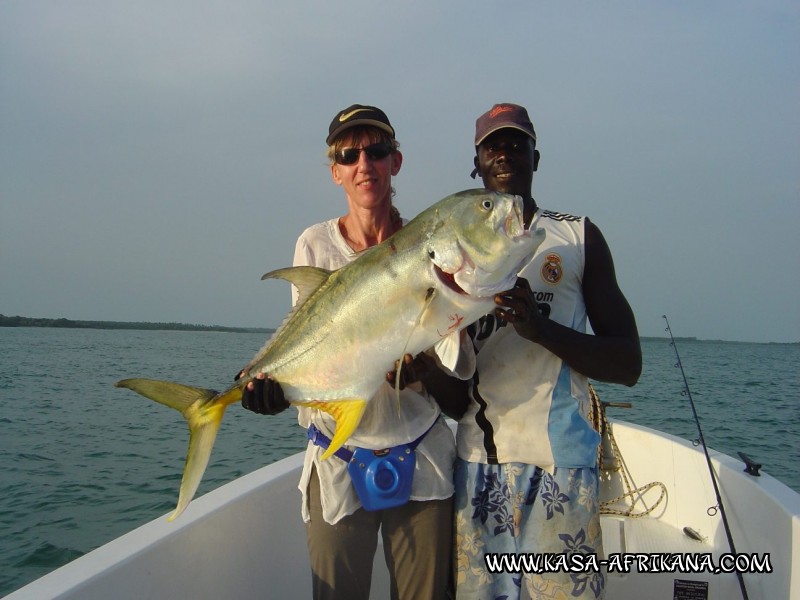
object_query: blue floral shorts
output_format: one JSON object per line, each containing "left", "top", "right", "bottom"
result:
{"left": 454, "top": 458, "right": 604, "bottom": 600}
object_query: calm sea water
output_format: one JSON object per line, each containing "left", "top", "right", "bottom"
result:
{"left": 1, "top": 328, "right": 798, "bottom": 596}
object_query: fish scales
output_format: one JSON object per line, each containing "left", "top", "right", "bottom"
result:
{"left": 116, "top": 189, "right": 545, "bottom": 520}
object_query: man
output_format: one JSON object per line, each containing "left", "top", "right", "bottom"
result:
{"left": 453, "top": 103, "right": 642, "bottom": 599}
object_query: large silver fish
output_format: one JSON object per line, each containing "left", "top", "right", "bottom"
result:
{"left": 116, "top": 189, "right": 545, "bottom": 520}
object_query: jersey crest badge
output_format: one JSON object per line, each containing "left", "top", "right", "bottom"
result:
{"left": 540, "top": 253, "right": 563, "bottom": 285}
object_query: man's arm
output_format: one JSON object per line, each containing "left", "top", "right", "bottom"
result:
{"left": 494, "top": 219, "right": 642, "bottom": 386}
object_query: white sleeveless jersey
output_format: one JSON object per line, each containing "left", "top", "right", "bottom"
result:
{"left": 456, "top": 209, "right": 601, "bottom": 470}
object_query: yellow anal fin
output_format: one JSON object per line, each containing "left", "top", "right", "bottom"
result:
{"left": 307, "top": 399, "right": 367, "bottom": 460}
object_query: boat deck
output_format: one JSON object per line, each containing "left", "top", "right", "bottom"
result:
{"left": 5, "top": 420, "right": 798, "bottom": 600}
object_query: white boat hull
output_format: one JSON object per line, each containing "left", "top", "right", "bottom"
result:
{"left": 599, "top": 421, "right": 799, "bottom": 600}
{"left": 7, "top": 420, "right": 799, "bottom": 599}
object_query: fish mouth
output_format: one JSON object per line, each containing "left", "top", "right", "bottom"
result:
{"left": 503, "top": 197, "right": 526, "bottom": 238}
{"left": 434, "top": 264, "right": 467, "bottom": 295}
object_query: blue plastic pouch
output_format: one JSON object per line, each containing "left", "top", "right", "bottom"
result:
{"left": 347, "top": 444, "right": 416, "bottom": 511}
{"left": 308, "top": 419, "right": 439, "bottom": 512}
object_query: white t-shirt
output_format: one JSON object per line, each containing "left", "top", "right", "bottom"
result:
{"left": 292, "top": 217, "right": 456, "bottom": 524}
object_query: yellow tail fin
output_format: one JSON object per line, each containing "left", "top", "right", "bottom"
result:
{"left": 115, "top": 379, "right": 242, "bottom": 520}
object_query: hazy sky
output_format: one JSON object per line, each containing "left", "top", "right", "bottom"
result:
{"left": 1, "top": 1, "right": 798, "bottom": 343}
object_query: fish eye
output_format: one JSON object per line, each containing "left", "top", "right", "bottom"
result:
{"left": 481, "top": 199, "right": 493, "bottom": 211}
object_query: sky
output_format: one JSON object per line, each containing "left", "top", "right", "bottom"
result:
{"left": 1, "top": 1, "right": 798, "bottom": 343}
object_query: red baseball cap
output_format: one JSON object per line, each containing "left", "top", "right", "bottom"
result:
{"left": 474, "top": 103, "right": 536, "bottom": 146}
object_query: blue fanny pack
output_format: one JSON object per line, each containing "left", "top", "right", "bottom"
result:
{"left": 307, "top": 419, "right": 437, "bottom": 512}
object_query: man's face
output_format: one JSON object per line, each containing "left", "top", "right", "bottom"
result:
{"left": 475, "top": 129, "right": 537, "bottom": 197}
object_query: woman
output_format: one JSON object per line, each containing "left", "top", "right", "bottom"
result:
{"left": 243, "top": 104, "right": 463, "bottom": 600}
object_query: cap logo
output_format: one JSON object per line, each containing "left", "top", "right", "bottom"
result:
{"left": 489, "top": 105, "right": 514, "bottom": 119}
{"left": 339, "top": 108, "right": 371, "bottom": 122}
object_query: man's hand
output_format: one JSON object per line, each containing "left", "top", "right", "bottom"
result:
{"left": 386, "top": 353, "right": 431, "bottom": 390}
{"left": 494, "top": 277, "right": 545, "bottom": 342}
{"left": 386, "top": 352, "right": 470, "bottom": 420}
{"left": 240, "top": 372, "right": 290, "bottom": 416}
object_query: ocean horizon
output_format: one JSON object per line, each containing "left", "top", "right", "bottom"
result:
{"left": 1, "top": 327, "right": 797, "bottom": 596}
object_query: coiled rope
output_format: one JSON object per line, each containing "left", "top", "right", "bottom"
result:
{"left": 589, "top": 384, "right": 667, "bottom": 518}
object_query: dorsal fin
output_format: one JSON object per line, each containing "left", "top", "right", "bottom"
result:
{"left": 235, "top": 266, "right": 335, "bottom": 379}
{"left": 262, "top": 266, "right": 332, "bottom": 308}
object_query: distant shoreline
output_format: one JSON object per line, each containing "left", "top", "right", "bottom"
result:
{"left": 1, "top": 314, "right": 795, "bottom": 344}
{"left": 0, "top": 315, "right": 272, "bottom": 334}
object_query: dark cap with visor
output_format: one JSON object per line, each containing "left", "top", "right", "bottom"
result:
{"left": 474, "top": 103, "right": 536, "bottom": 146}
{"left": 326, "top": 104, "right": 396, "bottom": 146}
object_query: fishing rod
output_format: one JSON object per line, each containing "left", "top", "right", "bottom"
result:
{"left": 662, "top": 315, "right": 749, "bottom": 600}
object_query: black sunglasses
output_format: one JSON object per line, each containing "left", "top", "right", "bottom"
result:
{"left": 334, "top": 143, "right": 393, "bottom": 165}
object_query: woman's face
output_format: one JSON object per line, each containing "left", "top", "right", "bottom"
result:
{"left": 330, "top": 130, "right": 402, "bottom": 212}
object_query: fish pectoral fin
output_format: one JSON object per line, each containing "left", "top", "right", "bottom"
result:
{"left": 308, "top": 399, "right": 367, "bottom": 460}
{"left": 393, "top": 360, "right": 403, "bottom": 417}
{"left": 393, "top": 286, "right": 437, "bottom": 415}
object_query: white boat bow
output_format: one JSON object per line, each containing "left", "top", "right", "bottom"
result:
{"left": 6, "top": 420, "right": 799, "bottom": 599}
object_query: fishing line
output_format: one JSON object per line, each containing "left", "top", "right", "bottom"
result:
{"left": 662, "top": 315, "right": 749, "bottom": 600}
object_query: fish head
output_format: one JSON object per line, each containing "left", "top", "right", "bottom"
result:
{"left": 427, "top": 189, "right": 545, "bottom": 298}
